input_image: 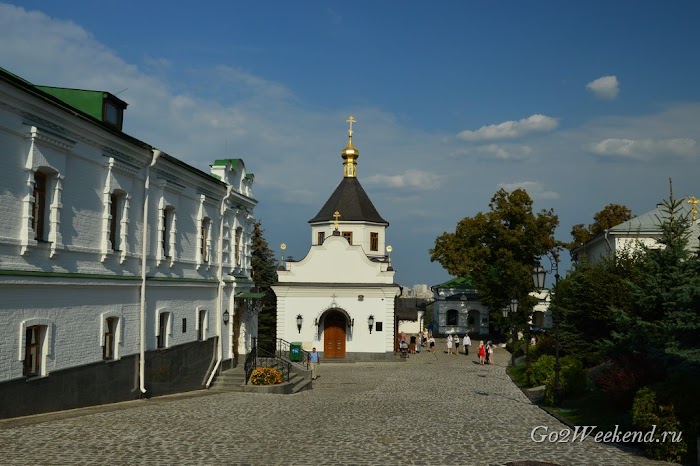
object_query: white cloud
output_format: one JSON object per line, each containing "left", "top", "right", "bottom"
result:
{"left": 457, "top": 114, "right": 558, "bottom": 141}
{"left": 586, "top": 75, "right": 619, "bottom": 100}
{"left": 365, "top": 169, "right": 446, "bottom": 190}
{"left": 454, "top": 144, "right": 534, "bottom": 161}
{"left": 498, "top": 181, "right": 560, "bottom": 200}
{"left": 587, "top": 138, "right": 698, "bottom": 160}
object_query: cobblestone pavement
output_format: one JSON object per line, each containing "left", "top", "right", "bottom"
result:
{"left": 0, "top": 344, "right": 675, "bottom": 465}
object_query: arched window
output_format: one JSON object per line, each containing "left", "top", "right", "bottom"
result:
{"left": 446, "top": 309, "right": 458, "bottom": 326}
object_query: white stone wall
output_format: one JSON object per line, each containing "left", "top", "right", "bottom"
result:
{"left": 310, "top": 222, "right": 387, "bottom": 257}
{"left": 274, "top": 290, "right": 395, "bottom": 354}
{"left": 0, "top": 73, "right": 257, "bottom": 384}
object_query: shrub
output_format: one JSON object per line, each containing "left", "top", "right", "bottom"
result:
{"left": 559, "top": 355, "right": 589, "bottom": 398}
{"left": 249, "top": 367, "right": 282, "bottom": 385}
{"left": 593, "top": 355, "right": 663, "bottom": 409}
{"left": 632, "top": 387, "right": 687, "bottom": 462}
{"left": 528, "top": 355, "right": 589, "bottom": 404}
{"left": 527, "top": 355, "right": 554, "bottom": 387}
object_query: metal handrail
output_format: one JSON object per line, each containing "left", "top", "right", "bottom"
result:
{"left": 243, "top": 337, "right": 258, "bottom": 384}
{"left": 245, "top": 337, "right": 297, "bottom": 384}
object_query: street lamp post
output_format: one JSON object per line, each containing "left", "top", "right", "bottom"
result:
{"left": 503, "top": 299, "right": 518, "bottom": 366}
{"left": 534, "top": 253, "right": 561, "bottom": 407}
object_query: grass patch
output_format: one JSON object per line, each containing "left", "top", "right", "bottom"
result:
{"left": 555, "top": 390, "right": 632, "bottom": 433}
{"left": 505, "top": 364, "right": 528, "bottom": 388}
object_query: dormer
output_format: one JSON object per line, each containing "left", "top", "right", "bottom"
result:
{"left": 36, "top": 86, "right": 128, "bottom": 131}
{"left": 210, "top": 158, "right": 254, "bottom": 198}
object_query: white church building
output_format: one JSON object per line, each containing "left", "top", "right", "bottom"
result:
{"left": 0, "top": 67, "right": 258, "bottom": 418}
{"left": 272, "top": 118, "right": 401, "bottom": 359}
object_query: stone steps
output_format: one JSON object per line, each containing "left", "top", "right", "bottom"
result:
{"left": 210, "top": 363, "right": 312, "bottom": 394}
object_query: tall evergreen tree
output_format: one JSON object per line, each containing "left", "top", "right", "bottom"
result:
{"left": 610, "top": 187, "right": 700, "bottom": 365}
{"left": 251, "top": 221, "right": 278, "bottom": 344}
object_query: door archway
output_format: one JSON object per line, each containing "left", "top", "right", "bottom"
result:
{"left": 323, "top": 310, "right": 347, "bottom": 358}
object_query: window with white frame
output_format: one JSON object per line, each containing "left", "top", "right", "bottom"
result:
{"left": 156, "top": 311, "right": 172, "bottom": 349}
{"left": 109, "top": 191, "right": 127, "bottom": 252}
{"left": 32, "top": 172, "right": 48, "bottom": 242}
{"left": 23, "top": 325, "right": 45, "bottom": 377}
{"left": 234, "top": 227, "right": 243, "bottom": 266}
{"left": 103, "top": 316, "right": 119, "bottom": 360}
{"left": 162, "top": 206, "right": 175, "bottom": 259}
{"left": 200, "top": 217, "right": 211, "bottom": 264}
{"left": 197, "top": 309, "right": 208, "bottom": 341}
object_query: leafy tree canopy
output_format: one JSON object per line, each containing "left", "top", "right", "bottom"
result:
{"left": 570, "top": 203, "right": 632, "bottom": 248}
{"left": 430, "top": 188, "right": 559, "bottom": 319}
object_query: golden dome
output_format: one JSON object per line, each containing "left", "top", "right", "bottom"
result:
{"left": 342, "top": 116, "right": 359, "bottom": 178}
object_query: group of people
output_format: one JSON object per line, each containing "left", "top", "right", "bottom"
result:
{"left": 398, "top": 330, "right": 496, "bottom": 365}
{"left": 477, "top": 340, "right": 494, "bottom": 365}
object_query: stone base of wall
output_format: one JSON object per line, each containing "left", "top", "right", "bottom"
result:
{"left": 241, "top": 381, "right": 293, "bottom": 394}
{"left": 0, "top": 339, "right": 216, "bottom": 419}
{"left": 321, "top": 351, "right": 395, "bottom": 362}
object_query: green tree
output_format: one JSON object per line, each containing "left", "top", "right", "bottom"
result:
{"left": 430, "top": 188, "right": 559, "bottom": 330}
{"left": 251, "top": 221, "right": 278, "bottom": 343}
{"left": 557, "top": 251, "right": 641, "bottom": 366}
{"left": 569, "top": 203, "right": 632, "bottom": 250}
{"left": 611, "top": 191, "right": 700, "bottom": 365}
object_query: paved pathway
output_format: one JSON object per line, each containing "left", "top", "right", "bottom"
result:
{"left": 0, "top": 343, "right": 674, "bottom": 465}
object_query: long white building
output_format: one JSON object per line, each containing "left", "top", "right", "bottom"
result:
{"left": 0, "top": 68, "right": 258, "bottom": 418}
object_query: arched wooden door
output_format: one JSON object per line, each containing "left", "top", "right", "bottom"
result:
{"left": 323, "top": 311, "right": 346, "bottom": 358}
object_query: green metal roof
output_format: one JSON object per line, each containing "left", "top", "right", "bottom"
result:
{"left": 434, "top": 276, "right": 476, "bottom": 290}
{"left": 212, "top": 159, "right": 242, "bottom": 169}
{"left": 35, "top": 86, "right": 127, "bottom": 121}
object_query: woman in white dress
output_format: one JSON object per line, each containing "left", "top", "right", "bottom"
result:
{"left": 446, "top": 334, "right": 453, "bottom": 355}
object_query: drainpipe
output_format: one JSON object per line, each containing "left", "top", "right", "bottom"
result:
{"left": 139, "top": 149, "right": 161, "bottom": 395}
{"left": 604, "top": 229, "right": 612, "bottom": 254}
{"left": 206, "top": 184, "right": 233, "bottom": 388}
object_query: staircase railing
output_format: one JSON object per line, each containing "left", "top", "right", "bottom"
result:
{"left": 262, "top": 338, "right": 310, "bottom": 369}
{"left": 245, "top": 337, "right": 294, "bottom": 384}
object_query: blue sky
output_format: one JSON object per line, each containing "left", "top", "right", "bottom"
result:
{"left": 2, "top": 1, "right": 700, "bottom": 287}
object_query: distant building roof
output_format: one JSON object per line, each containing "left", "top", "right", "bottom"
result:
{"left": 433, "top": 276, "right": 476, "bottom": 290}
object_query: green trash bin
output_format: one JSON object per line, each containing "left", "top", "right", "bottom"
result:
{"left": 290, "top": 342, "right": 302, "bottom": 362}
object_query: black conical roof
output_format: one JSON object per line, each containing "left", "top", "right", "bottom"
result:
{"left": 308, "top": 177, "right": 388, "bottom": 225}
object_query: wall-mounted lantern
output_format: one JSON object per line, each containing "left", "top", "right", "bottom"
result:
{"left": 368, "top": 315, "right": 375, "bottom": 334}
{"left": 223, "top": 309, "right": 230, "bottom": 326}
{"left": 296, "top": 314, "right": 303, "bottom": 333}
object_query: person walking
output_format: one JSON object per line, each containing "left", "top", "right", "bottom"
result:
{"left": 428, "top": 336, "right": 435, "bottom": 353}
{"left": 447, "top": 334, "right": 453, "bottom": 355}
{"left": 454, "top": 335, "right": 460, "bottom": 354}
{"left": 309, "top": 347, "right": 320, "bottom": 380}
{"left": 416, "top": 334, "right": 422, "bottom": 354}
{"left": 488, "top": 342, "right": 494, "bottom": 365}
{"left": 463, "top": 334, "right": 471, "bottom": 355}
{"left": 478, "top": 341, "right": 485, "bottom": 365}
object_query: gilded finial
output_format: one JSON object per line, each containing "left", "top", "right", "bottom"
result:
{"left": 346, "top": 116, "right": 356, "bottom": 137}
{"left": 688, "top": 196, "right": 699, "bottom": 222}
{"left": 341, "top": 116, "right": 359, "bottom": 178}
{"left": 333, "top": 211, "right": 341, "bottom": 230}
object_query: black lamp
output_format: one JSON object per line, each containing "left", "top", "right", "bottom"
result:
{"left": 368, "top": 315, "right": 375, "bottom": 334}
{"left": 223, "top": 309, "right": 229, "bottom": 325}
{"left": 296, "top": 314, "right": 303, "bottom": 333}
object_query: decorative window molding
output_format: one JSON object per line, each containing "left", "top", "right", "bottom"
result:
{"left": 157, "top": 200, "right": 176, "bottom": 267}
{"left": 195, "top": 307, "right": 208, "bottom": 341}
{"left": 18, "top": 318, "right": 54, "bottom": 377}
{"left": 195, "top": 195, "right": 212, "bottom": 269}
{"left": 234, "top": 226, "right": 243, "bottom": 268}
{"left": 155, "top": 309, "right": 173, "bottom": 349}
{"left": 99, "top": 311, "right": 123, "bottom": 360}
{"left": 101, "top": 158, "right": 130, "bottom": 263}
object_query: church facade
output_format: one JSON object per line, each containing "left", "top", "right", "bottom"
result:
{"left": 0, "top": 68, "right": 258, "bottom": 418}
{"left": 272, "top": 118, "right": 400, "bottom": 359}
